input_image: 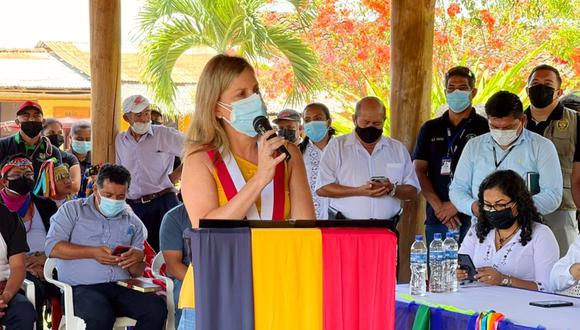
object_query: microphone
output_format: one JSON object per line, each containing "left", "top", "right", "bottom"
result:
{"left": 253, "top": 115, "right": 291, "bottom": 161}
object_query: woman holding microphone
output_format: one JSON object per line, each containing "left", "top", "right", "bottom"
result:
{"left": 177, "top": 54, "right": 315, "bottom": 328}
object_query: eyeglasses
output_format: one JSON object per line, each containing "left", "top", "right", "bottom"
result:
{"left": 482, "top": 201, "right": 514, "bottom": 212}
{"left": 6, "top": 173, "right": 34, "bottom": 181}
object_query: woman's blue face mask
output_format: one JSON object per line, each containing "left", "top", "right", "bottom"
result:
{"left": 218, "top": 93, "right": 267, "bottom": 137}
{"left": 304, "top": 121, "right": 328, "bottom": 142}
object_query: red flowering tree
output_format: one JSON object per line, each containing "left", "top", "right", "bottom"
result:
{"left": 257, "top": 0, "right": 579, "bottom": 133}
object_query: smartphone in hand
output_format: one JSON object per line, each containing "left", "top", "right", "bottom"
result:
{"left": 370, "top": 176, "right": 388, "bottom": 183}
{"left": 458, "top": 253, "right": 477, "bottom": 281}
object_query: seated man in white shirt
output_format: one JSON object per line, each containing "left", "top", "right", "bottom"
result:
{"left": 316, "top": 96, "right": 420, "bottom": 220}
{"left": 550, "top": 236, "right": 580, "bottom": 293}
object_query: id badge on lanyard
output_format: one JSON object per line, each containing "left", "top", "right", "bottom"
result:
{"left": 440, "top": 156, "right": 452, "bottom": 176}
{"left": 441, "top": 123, "right": 468, "bottom": 177}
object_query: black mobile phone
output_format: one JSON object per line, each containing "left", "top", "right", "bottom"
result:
{"left": 529, "top": 300, "right": 574, "bottom": 308}
{"left": 458, "top": 253, "right": 476, "bottom": 281}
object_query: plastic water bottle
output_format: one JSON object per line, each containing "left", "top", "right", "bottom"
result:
{"left": 444, "top": 232, "right": 459, "bottom": 292}
{"left": 410, "top": 235, "right": 427, "bottom": 296}
{"left": 429, "top": 233, "right": 445, "bottom": 293}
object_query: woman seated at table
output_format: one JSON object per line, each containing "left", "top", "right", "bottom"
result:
{"left": 457, "top": 170, "right": 559, "bottom": 291}
{"left": 550, "top": 236, "right": 580, "bottom": 293}
{"left": 177, "top": 54, "right": 315, "bottom": 328}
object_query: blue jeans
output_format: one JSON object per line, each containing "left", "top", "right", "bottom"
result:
{"left": 128, "top": 192, "right": 180, "bottom": 251}
{"left": 72, "top": 282, "right": 167, "bottom": 330}
{"left": 425, "top": 221, "right": 470, "bottom": 247}
{"left": 0, "top": 293, "right": 36, "bottom": 330}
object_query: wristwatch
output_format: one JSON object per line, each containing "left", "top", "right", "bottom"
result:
{"left": 500, "top": 274, "right": 512, "bottom": 287}
{"left": 388, "top": 182, "right": 397, "bottom": 197}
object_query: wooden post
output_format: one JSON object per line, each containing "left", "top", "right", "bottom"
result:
{"left": 89, "top": 0, "right": 121, "bottom": 164}
{"left": 390, "top": 0, "right": 435, "bottom": 281}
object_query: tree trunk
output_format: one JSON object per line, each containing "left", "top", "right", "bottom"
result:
{"left": 390, "top": 0, "right": 435, "bottom": 282}
{"left": 89, "top": 0, "right": 121, "bottom": 164}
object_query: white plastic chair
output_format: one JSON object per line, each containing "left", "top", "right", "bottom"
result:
{"left": 43, "top": 258, "right": 136, "bottom": 330}
{"left": 152, "top": 252, "right": 176, "bottom": 330}
{"left": 21, "top": 279, "right": 35, "bottom": 309}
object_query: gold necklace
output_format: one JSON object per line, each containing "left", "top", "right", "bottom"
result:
{"left": 496, "top": 225, "right": 520, "bottom": 248}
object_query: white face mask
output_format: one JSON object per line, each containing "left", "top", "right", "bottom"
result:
{"left": 131, "top": 121, "right": 151, "bottom": 135}
{"left": 490, "top": 128, "right": 519, "bottom": 146}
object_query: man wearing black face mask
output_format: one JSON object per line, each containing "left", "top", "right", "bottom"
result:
{"left": 150, "top": 106, "right": 164, "bottom": 126}
{"left": 524, "top": 65, "right": 579, "bottom": 256}
{"left": 0, "top": 101, "right": 63, "bottom": 182}
{"left": 274, "top": 109, "right": 303, "bottom": 145}
{"left": 42, "top": 118, "right": 82, "bottom": 195}
{"left": 316, "top": 96, "right": 420, "bottom": 221}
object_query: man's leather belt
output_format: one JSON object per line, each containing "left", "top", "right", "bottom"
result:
{"left": 127, "top": 187, "right": 175, "bottom": 204}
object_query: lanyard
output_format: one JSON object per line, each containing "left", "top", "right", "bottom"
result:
{"left": 493, "top": 145, "right": 516, "bottom": 169}
{"left": 446, "top": 118, "right": 471, "bottom": 156}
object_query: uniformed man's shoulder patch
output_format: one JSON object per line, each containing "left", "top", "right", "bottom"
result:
{"left": 557, "top": 120, "right": 569, "bottom": 130}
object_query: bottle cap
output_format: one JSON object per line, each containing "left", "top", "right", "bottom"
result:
{"left": 446, "top": 232, "right": 454, "bottom": 238}
{"left": 415, "top": 234, "right": 423, "bottom": 241}
{"left": 434, "top": 233, "right": 442, "bottom": 240}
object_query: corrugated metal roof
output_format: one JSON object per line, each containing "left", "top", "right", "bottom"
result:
{"left": 0, "top": 50, "right": 90, "bottom": 89}
{"left": 122, "top": 83, "right": 194, "bottom": 115}
{"left": 0, "top": 41, "right": 211, "bottom": 114}
{"left": 39, "top": 41, "right": 215, "bottom": 84}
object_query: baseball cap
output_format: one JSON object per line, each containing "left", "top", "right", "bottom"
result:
{"left": 273, "top": 109, "right": 301, "bottom": 124}
{"left": 122, "top": 95, "right": 151, "bottom": 114}
{"left": 17, "top": 100, "right": 43, "bottom": 115}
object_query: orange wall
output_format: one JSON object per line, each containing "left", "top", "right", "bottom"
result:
{"left": 2, "top": 96, "right": 190, "bottom": 133}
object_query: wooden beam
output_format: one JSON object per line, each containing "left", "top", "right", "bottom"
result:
{"left": 89, "top": 0, "right": 121, "bottom": 164}
{"left": 0, "top": 92, "right": 91, "bottom": 101}
{"left": 390, "top": 0, "right": 435, "bottom": 282}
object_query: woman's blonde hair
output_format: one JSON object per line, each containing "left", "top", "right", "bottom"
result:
{"left": 185, "top": 54, "right": 254, "bottom": 156}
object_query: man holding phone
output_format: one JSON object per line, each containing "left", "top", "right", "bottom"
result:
{"left": 45, "top": 164, "right": 167, "bottom": 330}
{"left": 316, "top": 96, "right": 420, "bottom": 220}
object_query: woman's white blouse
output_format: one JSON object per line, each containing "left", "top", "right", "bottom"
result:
{"left": 550, "top": 235, "right": 580, "bottom": 292}
{"left": 303, "top": 140, "right": 328, "bottom": 219}
{"left": 458, "top": 222, "right": 559, "bottom": 291}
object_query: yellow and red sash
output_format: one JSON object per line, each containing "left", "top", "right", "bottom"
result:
{"left": 208, "top": 149, "right": 285, "bottom": 221}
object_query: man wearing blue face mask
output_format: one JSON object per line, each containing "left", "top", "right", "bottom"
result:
{"left": 45, "top": 163, "right": 167, "bottom": 329}
{"left": 413, "top": 66, "right": 489, "bottom": 245}
{"left": 523, "top": 64, "right": 579, "bottom": 256}
{"left": 115, "top": 95, "right": 184, "bottom": 251}
{"left": 449, "top": 91, "right": 563, "bottom": 229}
{"left": 66, "top": 121, "right": 92, "bottom": 198}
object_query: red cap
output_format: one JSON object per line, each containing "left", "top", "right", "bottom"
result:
{"left": 17, "top": 100, "right": 43, "bottom": 115}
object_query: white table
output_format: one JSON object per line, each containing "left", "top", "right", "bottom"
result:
{"left": 396, "top": 284, "right": 580, "bottom": 330}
